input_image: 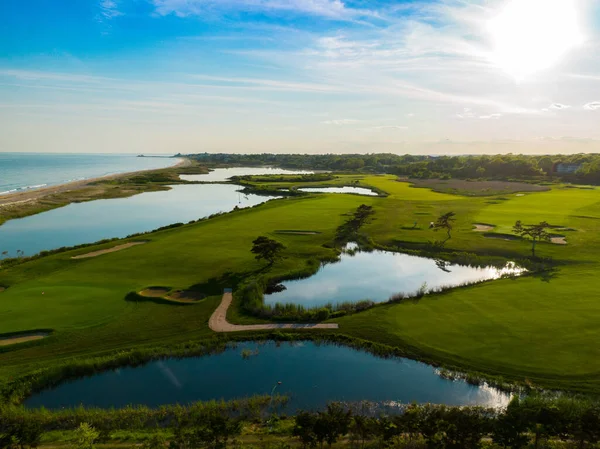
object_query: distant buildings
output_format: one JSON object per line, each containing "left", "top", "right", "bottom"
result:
{"left": 553, "top": 163, "right": 582, "bottom": 174}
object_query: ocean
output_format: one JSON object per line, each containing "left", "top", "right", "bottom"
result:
{"left": 0, "top": 153, "right": 180, "bottom": 195}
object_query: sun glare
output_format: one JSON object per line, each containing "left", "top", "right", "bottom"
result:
{"left": 488, "top": 0, "right": 584, "bottom": 80}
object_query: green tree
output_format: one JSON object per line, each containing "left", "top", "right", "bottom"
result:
{"left": 433, "top": 212, "right": 456, "bottom": 243}
{"left": 492, "top": 397, "right": 530, "bottom": 449}
{"left": 73, "top": 423, "right": 99, "bottom": 449}
{"left": 349, "top": 415, "right": 374, "bottom": 449}
{"left": 251, "top": 236, "right": 286, "bottom": 266}
{"left": 512, "top": 221, "right": 552, "bottom": 257}
{"left": 293, "top": 412, "right": 318, "bottom": 449}
{"left": 317, "top": 403, "right": 352, "bottom": 448}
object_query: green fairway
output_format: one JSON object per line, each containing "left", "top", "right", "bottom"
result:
{"left": 1, "top": 176, "right": 600, "bottom": 393}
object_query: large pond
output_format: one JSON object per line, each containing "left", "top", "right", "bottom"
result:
{"left": 25, "top": 342, "right": 510, "bottom": 411}
{"left": 298, "top": 187, "right": 378, "bottom": 196}
{"left": 266, "top": 246, "right": 524, "bottom": 308}
{"left": 0, "top": 184, "right": 279, "bottom": 256}
{"left": 180, "top": 167, "right": 314, "bottom": 183}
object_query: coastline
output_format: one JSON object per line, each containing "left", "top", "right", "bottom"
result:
{"left": 0, "top": 157, "right": 199, "bottom": 225}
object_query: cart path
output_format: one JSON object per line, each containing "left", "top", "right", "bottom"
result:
{"left": 209, "top": 290, "right": 339, "bottom": 332}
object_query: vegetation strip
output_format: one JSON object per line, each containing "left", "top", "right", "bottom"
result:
{"left": 209, "top": 291, "right": 339, "bottom": 332}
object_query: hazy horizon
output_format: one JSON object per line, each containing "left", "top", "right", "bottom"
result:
{"left": 1, "top": 0, "right": 599, "bottom": 155}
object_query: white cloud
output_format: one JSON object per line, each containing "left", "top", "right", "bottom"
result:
{"left": 361, "top": 125, "right": 408, "bottom": 131}
{"left": 550, "top": 103, "right": 571, "bottom": 110}
{"left": 322, "top": 119, "right": 360, "bottom": 125}
{"left": 98, "top": 0, "right": 122, "bottom": 21}
{"left": 479, "top": 113, "right": 502, "bottom": 119}
{"left": 584, "top": 101, "right": 600, "bottom": 111}
{"left": 151, "top": 0, "right": 364, "bottom": 20}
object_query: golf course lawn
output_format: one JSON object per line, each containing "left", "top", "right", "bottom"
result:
{"left": 1, "top": 175, "right": 600, "bottom": 393}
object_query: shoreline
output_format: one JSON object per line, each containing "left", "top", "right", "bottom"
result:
{"left": 0, "top": 158, "right": 188, "bottom": 209}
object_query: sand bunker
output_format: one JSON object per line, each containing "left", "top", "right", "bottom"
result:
{"left": 72, "top": 242, "right": 146, "bottom": 259}
{"left": 167, "top": 290, "right": 206, "bottom": 302}
{"left": 139, "top": 287, "right": 170, "bottom": 297}
{"left": 551, "top": 237, "right": 568, "bottom": 245}
{"left": 473, "top": 223, "right": 495, "bottom": 232}
{"left": 0, "top": 332, "right": 49, "bottom": 347}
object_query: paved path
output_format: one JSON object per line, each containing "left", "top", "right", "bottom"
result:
{"left": 209, "top": 291, "right": 339, "bottom": 332}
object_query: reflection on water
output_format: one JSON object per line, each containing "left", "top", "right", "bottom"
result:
{"left": 180, "top": 167, "right": 314, "bottom": 183}
{"left": 298, "top": 187, "right": 378, "bottom": 196}
{"left": 0, "top": 184, "right": 279, "bottom": 256}
{"left": 266, "top": 245, "right": 524, "bottom": 308}
{"left": 25, "top": 342, "right": 511, "bottom": 411}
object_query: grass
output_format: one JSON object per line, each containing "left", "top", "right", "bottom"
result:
{"left": 1, "top": 175, "right": 600, "bottom": 394}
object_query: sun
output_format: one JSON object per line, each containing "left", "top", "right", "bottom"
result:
{"left": 488, "top": 0, "right": 584, "bottom": 80}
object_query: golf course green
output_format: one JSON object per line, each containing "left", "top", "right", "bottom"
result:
{"left": 1, "top": 174, "right": 599, "bottom": 394}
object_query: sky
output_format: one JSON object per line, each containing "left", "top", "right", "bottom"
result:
{"left": 1, "top": 0, "right": 599, "bottom": 155}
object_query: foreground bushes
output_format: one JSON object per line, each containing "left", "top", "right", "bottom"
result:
{"left": 292, "top": 397, "right": 600, "bottom": 449}
{"left": 2, "top": 396, "right": 600, "bottom": 449}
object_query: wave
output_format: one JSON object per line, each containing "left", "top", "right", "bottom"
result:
{"left": 0, "top": 184, "right": 48, "bottom": 196}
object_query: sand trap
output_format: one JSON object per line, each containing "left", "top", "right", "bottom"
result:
{"left": 0, "top": 332, "right": 49, "bottom": 347}
{"left": 167, "top": 290, "right": 206, "bottom": 302}
{"left": 72, "top": 242, "right": 146, "bottom": 259}
{"left": 139, "top": 287, "right": 170, "bottom": 297}
{"left": 473, "top": 223, "right": 495, "bottom": 232}
{"left": 551, "top": 237, "right": 567, "bottom": 245}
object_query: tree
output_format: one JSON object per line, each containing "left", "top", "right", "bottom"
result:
{"left": 512, "top": 221, "right": 552, "bottom": 258}
{"left": 349, "top": 415, "right": 374, "bottom": 449}
{"left": 433, "top": 212, "right": 456, "bottom": 243}
{"left": 492, "top": 397, "right": 530, "bottom": 449}
{"left": 251, "top": 236, "right": 286, "bottom": 266}
{"left": 73, "top": 423, "right": 99, "bottom": 449}
{"left": 293, "top": 411, "right": 318, "bottom": 449}
{"left": 316, "top": 403, "right": 352, "bottom": 448}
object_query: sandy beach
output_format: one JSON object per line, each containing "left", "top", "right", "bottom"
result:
{"left": 0, "top": 158, "right": 189, "bottom": 210}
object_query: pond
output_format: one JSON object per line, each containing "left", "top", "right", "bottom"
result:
{"left": 298, "top": 187, "right": 378, "bottom": 196}
{"left": 180, "top": 167, "right": 314, "bottom": 183}
{"left": 25, "top": 342, "right": 510, "bottom": 411}
{"left": 265, "top": 246, "right": 524, "bottom": 308}
{"left": 0, "top": 184, "right": 280, "bottom": 256}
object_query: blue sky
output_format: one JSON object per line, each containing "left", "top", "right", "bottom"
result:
{"left": 1, "top": 0, "right": 599, "bottom": 154}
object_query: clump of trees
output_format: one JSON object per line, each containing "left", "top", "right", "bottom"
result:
{"left": 512, "top": 221, "right": 552, "bottom": 258}
{"left": 251, "top": 237, "right": 286, "bottom": 266}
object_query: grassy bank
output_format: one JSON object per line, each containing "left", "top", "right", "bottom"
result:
{"left": 0, "top": 174, "right": 599, "bottom": 395}
{"left": 0, "top": 159, "right": 207, "bottom": 226}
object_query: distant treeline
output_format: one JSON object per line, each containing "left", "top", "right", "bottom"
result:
{"left": 182, "top": 152, "right": 600, "bottom": 183}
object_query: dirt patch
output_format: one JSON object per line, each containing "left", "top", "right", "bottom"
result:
{"left": 0, "top": 332, "right": 49, "bottom": 347}
{"left": 407, "top": 178, "right": 550, "bottom": 196}
{"left": 275, "top": 230, "right": 321, "bottom": 235}
{"left": 483, "top": 232, "right": 522, "bottom": 241}
{"left": 167, "top": 290, "right": 206, "bottom": 302}
{"left": 139, "top": 287, "right": 170, "bottom": 297}
{"left": 0, "top": 287, "right": 6, "bottom": 293}
{"left": 473, "top": 223, "right": 496, "bottom": 232}
{"left": 551, "top": 237, "right": 568, "bottom": 245}
{"left": 72, "top": 242, "right": 147, "bottom": 259}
